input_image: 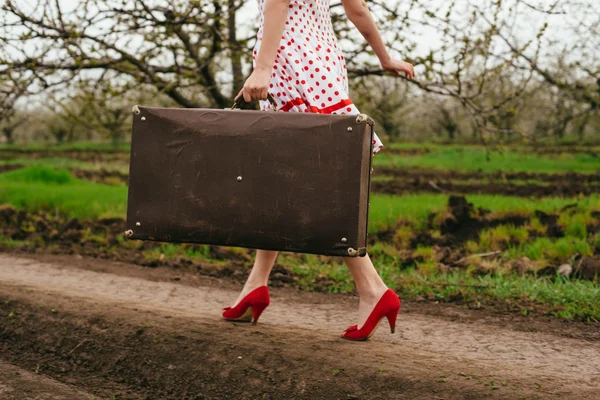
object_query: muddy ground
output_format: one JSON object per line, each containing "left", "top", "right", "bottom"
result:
{"left": 372, "top": 167, "right": 600, "bottom": 197}
{"left": 0, "top": 164, "right": 23, "bottom": 174}
{"left": 384, "top": 144, "right": 600, "bottom": 157}
{"left": 0, "top": 149, "right": 129, "bottom": 163}
{"left": 1, "top": 253, "right": 599, "bottom": 399}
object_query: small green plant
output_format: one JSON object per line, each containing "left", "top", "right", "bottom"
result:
{"left": 392, "top": 225, "right": 413, "bottom": 249}
{"left": 413, "top": 245, "right": 433, "bottom": 260}
{"left": 526, "top": 217, "right": 547, "bottom": 235}
{"left": 465, "top": 240, "right": 480, "bottom": 253}
{"left": 0, "top": 166, "right": 75, "bottom": 184}
{"left": 562, "top": 214, "right": 588, "bottom": 239}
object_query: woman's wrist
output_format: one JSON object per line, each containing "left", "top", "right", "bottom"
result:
{"left": 379, "top": 54, "right": 392, "bottom": 68}
{"left": 254, "top": 64, "right": 272, "bottom": 73}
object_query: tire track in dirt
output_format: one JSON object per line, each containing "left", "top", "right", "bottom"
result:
{"left": 1, "top": 253, "right": 599, "bottom": 399}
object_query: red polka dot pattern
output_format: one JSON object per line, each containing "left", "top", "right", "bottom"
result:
{"left": 252, "top": 0, "right": 384, "bottom": 156}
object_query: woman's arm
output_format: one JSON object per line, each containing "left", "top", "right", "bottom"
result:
{"left": 238, "top": 0, "right": 291, "bottom": 102}
{"left": 340, "top": 0, "right": 414, "bottom": 79}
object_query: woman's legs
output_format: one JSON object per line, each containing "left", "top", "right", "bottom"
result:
{"left": 230, "top": 249, "right": 279, "bottom": 308}
{"left": 342, "top": 252, "right": 389, "bottom": 329}
{"left": 230, "top": 250, "right": 388, "bottom": 330}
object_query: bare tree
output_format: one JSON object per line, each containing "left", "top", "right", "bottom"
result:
{"left": 0, "top": 74, "right": 30, "bottom": 144}
{"left": 48, "top": 80, "right": 140, "bottom": 146}
{"left": 436, "top": 103, "right": 460, "bottom": 141}
{"left": 0, "top": 0, "right": 598, "bottom": 142}
{"left": 351, "top": 75, "right": 412, "bottom": 140}
{"left": 0, "top": 0, "right": 248, "bottom": 108}
{"left": 0, "top": 113, "right": 26, "bottom": 144}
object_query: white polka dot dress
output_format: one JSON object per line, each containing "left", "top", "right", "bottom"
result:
{"left": 252, "top": 0, "right": 384, "bottom": 156}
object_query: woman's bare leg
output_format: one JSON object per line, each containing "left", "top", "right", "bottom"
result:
{"left": 231, "top": 249, "right": 279, "bottom": 307}
{"left": 230, "top": 250, "right": 388, "bottom": 329}
{"left": 342, "top": 252, "right": 389, "bottom": 329}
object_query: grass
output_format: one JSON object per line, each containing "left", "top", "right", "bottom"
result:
{"left": 477, "top": 225, "right": 529, "bottom": 251}
{"left": 505, "top": 237, "right": 594, "bottom": 262}
{"left": 396, "top": 268, "right": 600, "bottom": 321}
{"left": 0, "top": 141, "right": 130, "bottom": 151}
{"left": 140, "top": 242, "right": 227, "bottom": 265}
{"left": 368, "top": 193, "right": 600, "bottom": 232}
{"left": 373, "top": 147, "right": 600, "bottom": 174}
{"left": 0, "top": 166, "right": 127, "bottom": 219}
{"left": 0, "top": 157, "right": 130, "bottom": 174}
{"left": 0, "top": 234, "right": 27, "bottom": 248}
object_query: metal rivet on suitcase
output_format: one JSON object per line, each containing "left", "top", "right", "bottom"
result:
{"left": 141, "top": 117, "right": 146, "bottom": 121}
{"left": 136, "top": 222, "right": 141, "bottom": 226}
{"left": 124, "top": 230, "right": 134, "bottom": 238}
{"left": 237, "top": 176, "right": 243, "bottom": 181}
{"left": 341, "top": 237, "right": 347, "bottom": 243}
{"left": 347, "top": 127, "right": 353, "bottom": 132}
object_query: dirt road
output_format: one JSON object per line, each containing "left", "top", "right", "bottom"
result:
{"left": 0, "top": 359, "right": 94, "bottom": 399}
{"left": 1, "top": 253, "right": 599, "bottom": 399}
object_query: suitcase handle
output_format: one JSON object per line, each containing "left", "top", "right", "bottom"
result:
{"left": 230, "top": 92, "right": 279, "bottom": 111}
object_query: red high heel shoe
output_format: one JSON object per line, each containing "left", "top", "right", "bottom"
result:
{"left": 341, "top": 288, "right": 400, "bottom": 341}
{"left": 222, "top": 286, "right": 270, "bottom": 325}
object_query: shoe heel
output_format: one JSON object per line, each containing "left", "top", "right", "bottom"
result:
{"left": 251, "top": 302, "right": 269, "bottom": 325}
{"left": 385, "top": 305, "right": 400, "bottom": 334}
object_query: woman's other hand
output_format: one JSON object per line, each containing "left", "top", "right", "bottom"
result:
{"left": 236, "top": 67, "right": 272, "bottom": 102}
{"left": 381, "top": 59, "right": 415, "bottom": 80}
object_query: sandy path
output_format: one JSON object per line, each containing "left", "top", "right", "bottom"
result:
{"left": 0, "top": 253, "right": 599, "bottom": 399}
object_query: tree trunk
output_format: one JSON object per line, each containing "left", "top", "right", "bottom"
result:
{"left": 228, "top": 0, "right": 244, "bottom": 97}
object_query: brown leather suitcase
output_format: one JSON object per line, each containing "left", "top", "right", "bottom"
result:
{"left": 124, "top": 103, "right": 375, "bottom": 257}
